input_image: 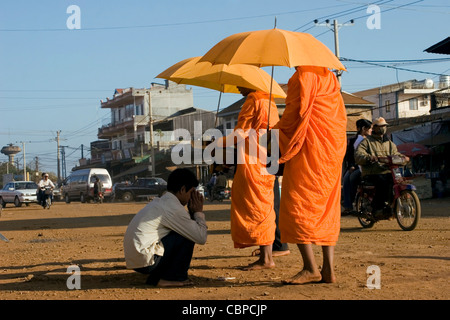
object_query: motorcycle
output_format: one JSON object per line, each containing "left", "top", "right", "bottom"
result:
{"left": 89, "top": 183, "right": 104, "bottom": 203}
{"left": 90, "top": 187, "right": 104, "bottom": 203}
{"left": 41, "top": 186, "right": 53, "bottom": 209}
{"left": 209, "top": 186, "right": 226, "bottom": 202}
{"left": 95, "top": 190, "right": 104, "bottom": 203}
{"left": 355, "top": 155, "right": 421, "bottom": 231}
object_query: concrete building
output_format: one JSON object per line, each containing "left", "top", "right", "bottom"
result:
{"left": 70, "top": 81, "right": 196, "bottom": 179}
{"left": 152, "top": 107, "right": 216, "bottom": 147}
{"left": 217, "top": 84, "right": 374, "bottom": 135}
{"left": 98, "top": 81, "right": 193, "bottom": 155}
{"left": 352, "top": 78, "right": 448, "bottom": 121}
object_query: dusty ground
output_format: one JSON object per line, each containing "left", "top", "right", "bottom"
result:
{"left": 0, "top": 197, "right": 449, "bottom": 302}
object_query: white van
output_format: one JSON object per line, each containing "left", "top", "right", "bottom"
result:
{"left": 61, "top": 168, "right": 112, "bottom": 203}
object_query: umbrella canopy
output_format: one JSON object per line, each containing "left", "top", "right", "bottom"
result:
{"left": 397, "top": 143, "right": 431, "bottom": 157}
{"left": 156, "top": 56, "right": 286, "bottom": 98}
{"left": 199, "top": 28, "right": 346, "bottom": 70}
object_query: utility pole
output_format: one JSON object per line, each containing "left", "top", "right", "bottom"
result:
{"left": 22, "top": 141, "right": 26, "bottom": 181}
{"left": 16, "top": 141, "right": 30, "bottom": 180}
{"left": 35, "top": 156, "right": 39, "bottom": 182}
{"left": 60, "top": 146, "right": 68, "bottom": 180}
{"left": 56, "top": 130, "right": 61, "bottom": 184}
{"left": 314, "top": 19, "right": 354, "bottom": 87}
{"left": 35, "top": 156, "right": 39, "bottom": 172}
{"left": 148, "top": 92, "right": 155, "bottom": 177}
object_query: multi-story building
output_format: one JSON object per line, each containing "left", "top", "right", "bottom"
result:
{"left": 98, "top": 81, "right": 193, "bottom": 155}
{"left": 217, "top": 84, "right": 375, "bottom": 136}
{"left": 352, "top": 78, "right": 446, "bottom": 121}
{"left": 74, "top": 81, "right": 195, "bottom": 179}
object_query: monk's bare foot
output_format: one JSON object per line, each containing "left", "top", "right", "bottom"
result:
{"left": 251, "top": 250, "right": 290, "bottom": 257}
{"left": 156, "top": 279, "right": 194, "bottom": 287}
{"left": 241, "top": 260, "right": 275, "bottom": 271}
{"left": 273, "top": 250, "right": 290, "bottom": 257}
{"left": 320, "top": 269, "right": 337, "bottom": 283}
{"left": 282, "top": 270, "right": 322, "bottom": 285}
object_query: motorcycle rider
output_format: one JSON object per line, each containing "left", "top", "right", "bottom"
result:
{"left": 354, "top": 117, "right": 409, "bottom": 217}
{"left": 93, "top": 176, "right": 103, "bottom": 202}
{"left": 206, "top": 173, "right": 216, "bottom": 200}
{"left": 342, "top": 118, "right": 372, "bottom": 215}
{"left": 38, "top": 173, "right": 55, "bottom": 208}
{"left": 212, "top": 172, "right": 227, "bottom": 198}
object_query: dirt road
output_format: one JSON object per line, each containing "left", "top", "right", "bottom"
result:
{"left": 0, "top": 197, "right": 449, "bottom": 301}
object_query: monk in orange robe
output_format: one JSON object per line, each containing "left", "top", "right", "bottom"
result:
{"left": 274, "top": 66, "right": 347, "bottom": 284}
{"left": 216, "top": 87, "right": 279, "bottom": 270}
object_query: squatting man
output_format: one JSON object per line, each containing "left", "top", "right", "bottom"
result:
{"left": 123, "top": 168, "right": 207, "bottom": 287}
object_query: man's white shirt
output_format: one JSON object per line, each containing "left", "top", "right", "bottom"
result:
{"left": 123, "top": 192, "right": 207, "bottom": 269}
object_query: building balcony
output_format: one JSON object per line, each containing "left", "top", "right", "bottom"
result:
{"left": 98, "top": 115, "right": 148, "bottom": 139}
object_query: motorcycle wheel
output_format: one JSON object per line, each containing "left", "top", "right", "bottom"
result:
{"left": 355, "top": 194, "right": 375, "bottom": 229}
{"left": 395, "top": 190, "right": 421, "bottom": 231}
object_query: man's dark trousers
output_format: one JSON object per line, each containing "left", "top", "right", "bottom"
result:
{"left": 367, "top": 173, "right": 393, "bottom": 212}
{"left": 134, "top": 231, "right": 195, "bottom": 285}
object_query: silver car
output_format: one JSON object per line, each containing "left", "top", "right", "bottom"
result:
{"left": 0, "top": 181, "right": 39, "bottom": 207}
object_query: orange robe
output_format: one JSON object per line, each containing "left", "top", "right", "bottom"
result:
{"left": 219, "top": 91, "right": 279, "bottom": 248}
{"left": 275, "top": 66, "right": 347, "bottom": 246}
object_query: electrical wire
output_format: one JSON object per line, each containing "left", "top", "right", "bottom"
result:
{"left": 0, "top": 5, "right": 348, "bottom": 32}
{"left": 341, "top": 57, "right": 450, "bottom": 77}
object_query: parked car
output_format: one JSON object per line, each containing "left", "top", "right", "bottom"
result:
{"left": 52, "top": 183, "right": 62, "bottom": 201}
{"left": 0, "top": 181, "right": 39, "bottom": 208}
{"left": 61, "top": 168, "right": 112, "bottom": 203}
{"left": 113, "top": 177, "right": 167, "bottom": 202}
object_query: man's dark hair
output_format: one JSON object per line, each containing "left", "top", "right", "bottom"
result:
{"left": 167, "top": 168, "right": 199, "bottom": 193}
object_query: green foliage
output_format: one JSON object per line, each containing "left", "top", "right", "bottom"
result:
{"left": 0, "top": 162, "right": 57, "bottom": 187}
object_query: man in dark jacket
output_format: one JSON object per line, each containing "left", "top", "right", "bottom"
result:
{"left": 355, "top": 117, "right": 409, "bottom": 216}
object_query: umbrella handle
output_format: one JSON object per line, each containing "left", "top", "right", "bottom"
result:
{"left": 267, "top": 16, "right": 276, "bottom": 131}
{"left": 215, "top": 86, "right": 223, "bottom": 127}
{"left": 267, "top": 65, "right": 274, "bottom": 131}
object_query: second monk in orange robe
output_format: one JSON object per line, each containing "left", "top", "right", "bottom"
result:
{"left": 217, "top": 88, "right": 279, "bottom": 270}
{"left": 274, "top": 66, "right": 347, "bottom": 284}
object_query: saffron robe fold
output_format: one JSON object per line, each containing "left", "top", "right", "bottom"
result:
{"left": 274, "top": 66, "right": 347, "bottom": 246}
{"left": 218, "top": 91, "right": 279, "bottom": 248}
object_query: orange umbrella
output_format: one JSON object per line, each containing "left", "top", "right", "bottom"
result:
{"left": 199, "top": 28, "right": 346, "bottom": 70}
{"left": 156, "top": 56, "right": 286, "bottom": 98}
{"left": 199, "top": 28, "right": 345, "bottom": 129}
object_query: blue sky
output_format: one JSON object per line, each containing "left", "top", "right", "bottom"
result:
{"left": 0, "top": 0, "right": 449, "bottom": 175}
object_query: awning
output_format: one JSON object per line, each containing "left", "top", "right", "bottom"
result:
{"left": 424, "top": 37, "right": 450, "bottom": 55}
{"left": 416, "top": 133, "right": 450, "bottom": 146}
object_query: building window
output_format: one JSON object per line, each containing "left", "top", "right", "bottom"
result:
{"left": 135, "top": 104, "right": 143, "bottom": 115}
{"left": 385, "top": 100, "right": 390, "bottom": 113}
{"left": 409, "top": 98, "right": 418, "bottom": 110}
{"left": 125, "top": 104, "right": 134, "bottom": 118}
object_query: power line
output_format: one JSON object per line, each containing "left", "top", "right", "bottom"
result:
{"left": 0, "top": 5, "right": 348, "bottom": 33}
{"left": 341, "top": 0, "right": 425, "bottom": 24}
{"left": 343, "top": 57, "right": 450, "bottom": 64}
{"left": 294, "top": 0, "right": 390, "bottom": 32}
{"left": 312, "top": 0, "right": 425, "bottom": 38}
{"left": 341, "top": 57, "right": 450, "bottom": 77}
